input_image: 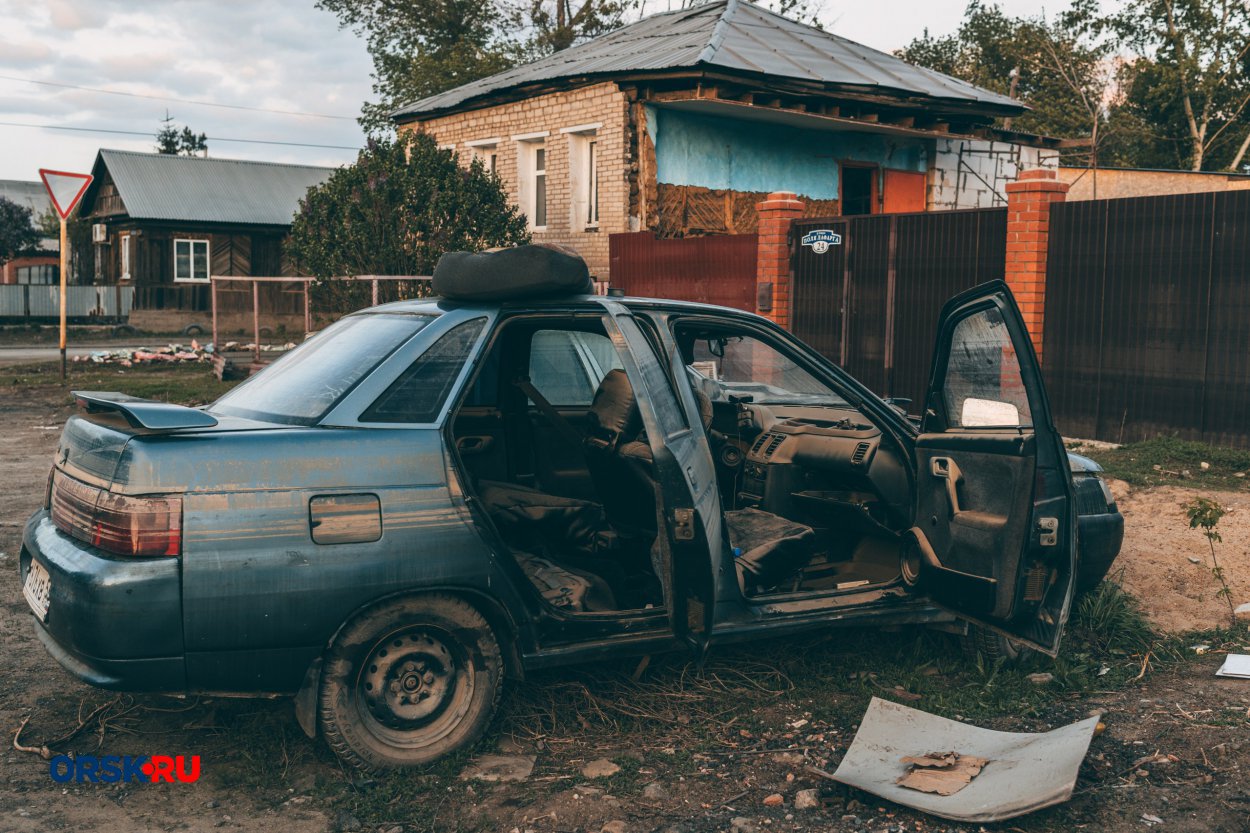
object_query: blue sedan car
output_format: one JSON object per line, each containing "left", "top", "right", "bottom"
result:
{"left": 20, "top": 246, "right": 1121, "bottom": 770}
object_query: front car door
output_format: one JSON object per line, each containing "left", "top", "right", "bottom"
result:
{"left": 909, "top": 281, "right": 1076, "bottom": 655}
{"left": 603, "top": 303, "right": 721, "bottom": 652}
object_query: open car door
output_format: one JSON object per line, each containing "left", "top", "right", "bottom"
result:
{"left": 908, "top": 281, "right": 1076, "bottom": 655}
{"left": 603, "top": 304, "right": 721, "bottom": 655}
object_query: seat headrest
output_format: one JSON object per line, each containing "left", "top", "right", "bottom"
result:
{"left": 588, "top": 369, "right": 641, "bottom": 450}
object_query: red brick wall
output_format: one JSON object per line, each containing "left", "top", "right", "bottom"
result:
{"left": 1004, "top": 168, "right": 1069, "bottom": 361}
{"left": 755, "top": 191, "right": 804, "bottom": 328}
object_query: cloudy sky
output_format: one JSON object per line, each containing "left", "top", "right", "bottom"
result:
{"left": 0, "top": 0, "right": 1076, "bottom": 182}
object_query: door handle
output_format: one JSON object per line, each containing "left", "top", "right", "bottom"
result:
{"left": 930, "top": 456, "right": 964, "bottom": 516}
{"left": 456, "top": 436, "right": 493, "bottom": 456}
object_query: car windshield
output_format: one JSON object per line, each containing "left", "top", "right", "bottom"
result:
{"left": 212, "top": 313, "right": 436, "bottom": 424}
{"left": 686, "top": 332, "right": 848, "bottom": 408}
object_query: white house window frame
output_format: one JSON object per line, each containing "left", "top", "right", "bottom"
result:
{"left": 513, "top": 131, "right": 549, "bottom": 231}
{"left": 562, "top": 123, "right": 602, "bottom": 231}
{"left": 465, "top": 137, "right": 501, "bottom": 175}
{"left": 173, "top": 238, "right": 210, "bottom": 283}
{"left": 119, "top": 232, "right": 131, "bottom": 281}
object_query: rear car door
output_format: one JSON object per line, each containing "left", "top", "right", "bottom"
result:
{"left": 604, "top": 304, "right": 721, "bottom": 653}
{"left": 910, "top": 281, "right": 1076, "bottom": 655}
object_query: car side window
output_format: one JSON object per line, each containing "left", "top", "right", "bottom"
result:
{"left": 361, "top": 318, "right": 486, "bottom": 423}
{"left": 528, "top": 329, "right": 622, "bottom": 407}
{"left": 941, "top": 307, "right": 1033, "bottom": 428}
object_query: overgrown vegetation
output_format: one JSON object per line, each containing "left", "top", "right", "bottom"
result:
{"left": 3, "top": 361, "right": 238, "bottom": 406}
{"left": 286, "top": 132, "right": 529, "bottom": 313}
{"left": 1072, "top": 436, "right": 1250, "bottom": 491}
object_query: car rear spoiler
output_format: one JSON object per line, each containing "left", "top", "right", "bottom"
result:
{"left": 72, "top": 391, "right": 219, "bottom": 431}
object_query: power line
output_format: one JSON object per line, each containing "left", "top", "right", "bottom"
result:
{"left": 0, "top": 73, "right": 357, "bottom": 121}
{"left": 0, "top": 120, "right": 360, "bottom": 151}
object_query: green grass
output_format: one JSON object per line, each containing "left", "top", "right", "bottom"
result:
{"left": 1072, "top": 436, "right": 1250, "bottom": 491}
{"left": 3, "top": 360, "right": 239, "bottom": 406}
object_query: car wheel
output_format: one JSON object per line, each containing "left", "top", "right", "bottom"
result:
{"left": 960, "top": 624, "right": 1032, "bottom": 665}
{"left": 318, "top": 594, "right": 503, "bottom": 770}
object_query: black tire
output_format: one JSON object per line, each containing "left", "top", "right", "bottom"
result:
{"left": 182, "top": 323, "right": 205, "bottom": 336}
{"left": 319, "top": 594, "right": 503, "bottom": 771}
{"left": 112, "top": 324, "right": 138, "bottom": 337}
{"left": 960, "top": 624, "right": 1032, "bottom": 665}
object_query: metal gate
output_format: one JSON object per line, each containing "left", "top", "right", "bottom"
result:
{"left": 609, "top": 231, "right": 759, "bottom": 311}
{"left": 790, "top": 208, "right": 1007, "bottom": 409}
{"left": 1044, "top": 190, "right": 1250, "bottom": 448}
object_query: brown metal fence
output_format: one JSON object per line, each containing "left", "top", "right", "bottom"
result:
{"left": 791, "top": 209, "right": 1007, "bottom": 410}
{"left": 1043, "top": 191, "right": 1250, "bottom": 447}
{"left": 608, "top": 231, "right": 758, "bottom": 311}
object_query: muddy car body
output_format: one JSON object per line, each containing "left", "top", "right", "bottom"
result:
{"left": 21, "top": 272, "right": 1122, "bottom": 769}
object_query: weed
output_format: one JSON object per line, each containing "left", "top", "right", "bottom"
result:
{"left": 1076, "top": 436, "right": 1250, "bottom": 491}
{"left": 1184, "top": 497, "right": 1237, "bottom": 627}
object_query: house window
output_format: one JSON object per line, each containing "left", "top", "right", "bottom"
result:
{"left": 514, "top": 132, "right": 550, "bottom": 230}
{"left": 16, "top": 264, "right": 57, "bottom": 285}
{"left": 174, "top": 238, "right": 210, "bottom": 282}
{"left": 563, "top": 123, "right": 601, "bottom": 230}
{"left": 120, "top": 233, "right": 131, "bottom": 281}
{"left": 465, "top": 138, "right": 501, "bottom": 175}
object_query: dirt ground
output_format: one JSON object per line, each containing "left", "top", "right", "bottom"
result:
{"left": 0, "top": 377, "right": 1247, "bottom": 833}
{"left": 1111, "top": 482, "right": 1250, "bottom": 632}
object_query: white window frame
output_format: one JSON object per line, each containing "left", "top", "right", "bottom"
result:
{"left": 173, "top": 238, "right": 210, "bottom": 283}
{"left": 563, "top": 123, "right": 602, "bottom": 230}
{"left": 513, "top": 131, "right": 550, "bottom": 231}
{"left": 119, "top": 232, "right": 131, "bottom": 281}
{"left": 465, "top": 137, "right": 501, "bottom": 175}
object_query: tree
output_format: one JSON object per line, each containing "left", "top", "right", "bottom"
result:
{"left": 897, "top": 1, "right": 1114, "bottom": 158}
{"left": 1114, "top": 0, "right": 1250, "bottom": 171}
{"left": 318, "top": 0, "right": 637, "bottom": 133}
{"left": 155, "top": 111, "right": 209, "bottom": 156}
{"left": 0, "top": 196, "right": 40, "bottom": 263}
{"left": 286, "top": 132, "right": 529, "bottom": 298}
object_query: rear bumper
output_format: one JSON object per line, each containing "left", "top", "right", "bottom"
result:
{"left": 20, "top": 511, "right": 186, "bottom": 692}
{"left": 1077, "top": 509, "right": 1125, "bottom": 568}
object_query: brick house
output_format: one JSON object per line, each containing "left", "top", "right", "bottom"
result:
{"left": 391, "top": 0, "right": 1071, "bottom": 279}
{"left": 0, "top": 179, "right": 59, "bottom": 285}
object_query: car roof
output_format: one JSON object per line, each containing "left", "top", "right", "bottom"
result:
{"left": 357, "top": 295, "right": 766, "bottom": 320}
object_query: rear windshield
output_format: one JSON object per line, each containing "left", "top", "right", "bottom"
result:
{"left": 211, "top": 313, "right": 435, "bottom": 424}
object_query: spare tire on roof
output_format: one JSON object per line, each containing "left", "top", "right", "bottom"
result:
{"left": 433, "top": 244, "right": 592, "bottom": 301}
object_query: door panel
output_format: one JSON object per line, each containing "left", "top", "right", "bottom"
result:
{"left": 883, "top": 170, "right": 927, "bottom": 214}
{"left": 605, "top": 305, "right": 721, "bottom": 652}
{"left": 913, "top": 281, "right": 1075, "bottom": 654}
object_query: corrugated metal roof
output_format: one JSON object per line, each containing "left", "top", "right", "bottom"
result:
{"left": 393, "top": 0, "right": 1022, "bottom": 119}
{"left": 0, "top": 179, "right": 54, "bottom": 217}
{"left": 92, "top": 149, "right": 335, "bottom": 226}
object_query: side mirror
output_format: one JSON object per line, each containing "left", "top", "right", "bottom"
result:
{"left": 884, "top": 397, "right": 912, "bottom": 416}
{"left": 960, "top": 397, "right": 1020, "bottom": 427}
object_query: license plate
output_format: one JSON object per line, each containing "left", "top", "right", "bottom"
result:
{"left": 23, "top": 561, "right": 51, "bottom": 622}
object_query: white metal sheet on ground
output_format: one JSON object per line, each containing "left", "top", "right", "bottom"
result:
{"left": 1215, "top": 654, "right": 1250, "bottom": 678}
{"left": 832, "top": 697, "right": 1101, "bottom": 822}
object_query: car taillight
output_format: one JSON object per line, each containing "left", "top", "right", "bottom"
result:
{"left": 50, "top": 470, "right": 182, "bottom": 557}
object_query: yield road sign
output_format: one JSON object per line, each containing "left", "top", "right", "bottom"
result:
{"left": 38, "top": 168, "right": 93, "bottom": 219}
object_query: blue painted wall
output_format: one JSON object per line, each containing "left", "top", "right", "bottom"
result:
{"left": 647, "top": 105, "right": 928, "bottom": 199}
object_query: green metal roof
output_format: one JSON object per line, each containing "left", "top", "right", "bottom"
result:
{"left": 393, "top": 0, "right": 1023, "bottom": 120}
{"left": 87, "top": 149, "right": 336, "bottom": 226}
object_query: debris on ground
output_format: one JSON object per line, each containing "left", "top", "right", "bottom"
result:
{"left": 793, "top": 788, "right": 820, "bottom": 810}
{"left": 828, "top": 697, "right": 1102, "bottom": 822}
{"left": 1215, "top": 654, "right": 1250, "bottom": 678}
{"left": 581, "top": 758, "right": 621, "bottom": 778}
{"left": 896, "top": 751, "right": 988, "bottom": 796}
{"left": 458, "top": 754, "right": 536, "bottom": 783}
{"left": 72, "top": 340, "right": 298, "bottom": 368}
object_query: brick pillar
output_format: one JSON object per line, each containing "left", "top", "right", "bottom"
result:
{"left": 755, "top": 191, "right": 805, "bottom": 328}
{"left": 1004, "top": 168, "right": 1068, "bottom": 361}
